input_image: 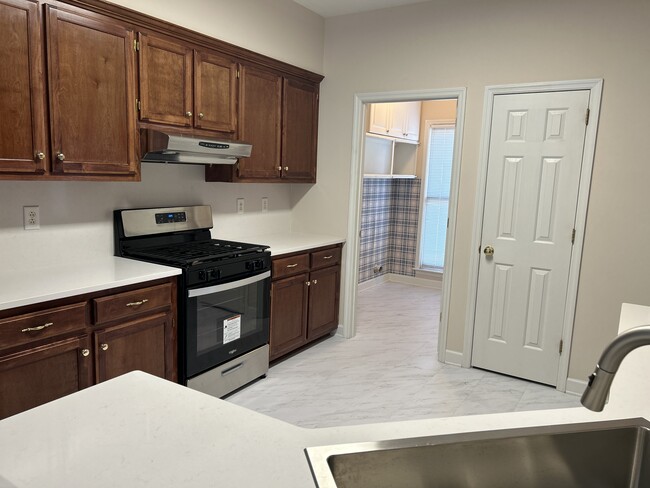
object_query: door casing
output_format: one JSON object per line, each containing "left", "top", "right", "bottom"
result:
{"left": 341, "top": 88, "right": 467, "bottom": 368}
{"left": 464, "top": 79, "right": 603, "bottom": 392}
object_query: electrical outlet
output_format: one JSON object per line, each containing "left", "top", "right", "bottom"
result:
{"left": 236, "top": 198, "right": 245, "bottom": 215}
{"left": 23, "top": 206, "right": 40, "bottom": 230}
{"left": 261, "top": 197, "right": 269, "bottom": 213}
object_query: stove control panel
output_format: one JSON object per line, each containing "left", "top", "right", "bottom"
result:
{"left": 246, "top": 259, "right": 266, "bottom": 271}
{"left": 155, "top": 212, "right": 187, "bottom": 224}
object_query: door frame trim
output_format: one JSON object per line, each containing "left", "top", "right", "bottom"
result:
{"left": 341, "top": 88, "right": 467, "bottom": 366}
{"left": 463, "top": 79, "right": 603, "bottom": 391}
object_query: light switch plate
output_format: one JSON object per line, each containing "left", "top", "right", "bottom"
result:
{"left": 236, "top": 198, "right": 245, "bottom": 215}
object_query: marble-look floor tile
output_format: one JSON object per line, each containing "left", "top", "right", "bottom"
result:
{"left": 227, "top": 281, "right": 580, "bottom": 428}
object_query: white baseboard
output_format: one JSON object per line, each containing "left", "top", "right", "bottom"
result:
{"left": 357, "top": 274, "right": 389, "bottom": 292}
{"left": 386, "top": 273, "right": 443, "bottom": 289}
{"left": 565, "top": 377, "right": 588, "bottom": 397}
{"left": 444, "top": 349, "right": 464, "bottom": 367}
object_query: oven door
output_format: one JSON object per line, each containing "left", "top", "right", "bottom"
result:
{"left": 185, "top": 270, "right": 270, "bottom": 378}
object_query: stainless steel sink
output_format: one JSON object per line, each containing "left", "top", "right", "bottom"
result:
{"left": 305, "top": 418, "right": 650, "bottom": 488}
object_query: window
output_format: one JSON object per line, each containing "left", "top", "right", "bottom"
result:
{"left": 419, "top": 123, "right": 455, "bottom": 270}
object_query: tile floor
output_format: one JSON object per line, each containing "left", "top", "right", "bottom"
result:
{"left": 227, "top": 281, "right": 580, "bottom": 428}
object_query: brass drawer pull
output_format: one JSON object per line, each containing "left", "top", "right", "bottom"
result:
{"left": 286, "top": 264, "right": 298, "bottom": 268}
{"left": 322, "top": 255, "right": 333, "bottom": 260}
{"left": 21, "top": 322, "right": 53, "bottom": 333}
{"left": 126, "top": 299, "right": 149, "bottom": 307}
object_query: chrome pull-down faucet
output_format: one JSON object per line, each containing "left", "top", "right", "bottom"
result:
{"left": 581, "top": 325, "right": 650, "bottom": 411}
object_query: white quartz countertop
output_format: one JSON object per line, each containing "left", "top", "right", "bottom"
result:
{"left": 229, "top": 232, "right": 345, "bottom": 256}
{"left": 0, "top": 257, "right": 180, "bottom": 311}
{"left": 1, "top": 304, "right": 649, "bottom": 488}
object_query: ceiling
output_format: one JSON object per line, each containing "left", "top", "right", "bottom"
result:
{"left": 293, "top": 0, "right": 428, "bottom": 18}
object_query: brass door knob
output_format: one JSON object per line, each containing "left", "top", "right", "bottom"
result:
{"left": 36, "top": 151, "right": 45, "bottom": 160}
{"left": 186, "top": 111, "right": 192, "bottom": 117}
{"left": 81, "top": 349, "right": 90, "bottom": 357}
{"left": 198, "top": 112, "right": 204, "bottom": 119}
{"left": 483, "top": 245, "right": 495, "bottom": 256}
{"left": 56, "top": 152, "right": 65, "bottom": 161}
{"left": 100, "top": 343, "right": 109, "bottom": 351}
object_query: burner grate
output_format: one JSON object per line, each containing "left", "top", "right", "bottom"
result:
{"left": 126, "top": 240, "right": 264, "bottom": 266}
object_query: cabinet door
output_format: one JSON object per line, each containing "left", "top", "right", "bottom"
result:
{"left": 388, "top": 102, "right": 408, "bottom": 139}
{"left": 403, "top": 101, "right": 421, "bottom": 141}
{"left": 270, "top": 274, "right": 308, "bottom": 360}
{"left": 138, "top": 32, "right": 193, "bottom": 127}
{"left": 0, "top": 0, "right": 48, "bottom": 174}
{"left": 0, "top": 335, "right": 92, "bottom": 420}
{"left": 281, "top": 78, "right": 318, "bottom": 181}
{"left": 95, "top": 312, "right": 172, "bottom": 383}
{"left": 237, "top": 65, "right": 282, "bottom": 179}
{"left": 307, "top": 265, "right": 340, "bottom": 340}
{"left": 46, "top": 6, "right": 138, "bottom": 176}
{"left": 368, "top": 103, "right": 391, "bottom": 136}
{"left": 194, "top": 50, "right": 237, "bottom": 133}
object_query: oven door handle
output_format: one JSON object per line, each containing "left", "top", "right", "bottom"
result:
{"left": 188, "top": 270, "right": 271, "bottom": 298}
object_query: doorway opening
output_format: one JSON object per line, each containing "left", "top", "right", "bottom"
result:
{"left": 341, "top": 88, "right": 466, "bottom": 366}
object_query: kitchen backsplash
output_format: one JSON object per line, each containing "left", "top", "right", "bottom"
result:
{"left": 358, "top": 177, "right": 421, "bottom": 283}
{"left": 0, "top": 164, "right": 293, "bottom": 273}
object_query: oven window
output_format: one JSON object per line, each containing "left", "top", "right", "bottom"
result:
{"left": 196, "top": 286, "right": 264, "bottom": 354}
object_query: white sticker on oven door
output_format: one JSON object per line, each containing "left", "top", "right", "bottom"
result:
{"left": 223, "top": 315, "right": 242, "bottom": 344}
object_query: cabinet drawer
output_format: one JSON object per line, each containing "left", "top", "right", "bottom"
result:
{"left": 311, "top": 247, "right": 341, "bottom": 270}
{"left": 0, "top": 303, "right": 87, "bottom": 351}
{"left": 93, "top": 283, "right": 172, "bottom": 326}
{"left": 272, "top": 253, "right": 309, "bottom": 279}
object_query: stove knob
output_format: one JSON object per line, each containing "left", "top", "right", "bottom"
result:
{"left": 198, "top": 270, "right": 207, "bottom": 281}
{"left": 245, "top": 261, "right": 254, "bottom": 271}
{"left": 210, "top": 269, "right": 220, "bottom": 280}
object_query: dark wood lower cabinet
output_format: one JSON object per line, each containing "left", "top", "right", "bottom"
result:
{"left": 270, "top": 273, "right": 308, "bottom": 361}
{"left": 0, "top": 278, "right": 177, "bottom": 420}
{"left": 269, "top": 244, "right": 342, "bottom": 361}
{"left": 0, "top": 335, "right": 93, "bottom": 419}
{"left": 94, "top": 312, "right": 172, "bottom": 383}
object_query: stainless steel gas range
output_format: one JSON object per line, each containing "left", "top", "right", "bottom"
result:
{"left": 114, "top": 205, "right": 271, "bottom": 397}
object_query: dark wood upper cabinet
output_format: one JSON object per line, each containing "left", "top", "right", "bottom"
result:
{"left": 194, "top": 50, "right": 238, "bottom": 133}
{"left": 237, "top": 65, "right": 283, "bottom": 179}
{"left": 205, "top": 69, "right": 320, "bottom": 183}
{"left": 46, "top": 5, "right": 138, "bottom": 176}
{"left": 0, "top": 0, "right": 48, "bottom": 174}
{"left": 282, "top": 77, "right": 318, "bottom": 182}
{"left": 138, "top": 32, "right": 193, "bottom": 127}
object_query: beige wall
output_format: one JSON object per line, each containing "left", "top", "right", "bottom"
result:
{"left": 291, "top": 0, "right": 650, "bottom": 382}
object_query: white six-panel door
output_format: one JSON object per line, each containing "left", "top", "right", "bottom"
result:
{"left": 471, "top": 90, "right": 590, "bottom": 385}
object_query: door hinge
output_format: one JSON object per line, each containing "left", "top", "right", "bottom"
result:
{"left": 136, "top": 99, "right": 141, "bottom": 111}
{"left": 447, "top": 217, "right": 449, "bottom": 228}
{"left": 559, "top": 339, "right": 564, "bottom": 355}
{"left": 585, "top": 108, "right": 590, "bottom": 126}
{"left": 439, "top": 312, "right": 442, "bottom": 323}
{"left": 571, "top": 228, "right": 576, "bottom": 244}
{"left": 172, "top": 318, "right": 175, "bottom": 329}
{"left": 133, "top": 39, "right": 140, "bottom": 51}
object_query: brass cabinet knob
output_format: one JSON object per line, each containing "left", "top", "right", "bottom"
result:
{"left": 483, "top": 245, "right": 495, "bottom": 256}
{"left": 56, "top": 152, "right": 65, "bottom": 161}
{"left": 100, "top": 343, "right": 109, "bottom": 351}
{"left": 198, "top": 112, "right": 204, "bottom": 119}
{"left": 186, "top": 111, "right": 192, "bottom": 117}
{"left": 81, "top": 349, "right": 90, "bottom": 357}
{"left": 277, "top": 166, "right": 282, "bottom": 171}
{"left": 312, "top": 279, "right": 318, "bottom": 285}
{"left": 36, "top": 151, "right": 45, "bottom": 160}
{"left": 284, "top": 166, "right": 289, "bottom": 171}
{"left": 306, "top": 281, "right": 311, "bottom": 286}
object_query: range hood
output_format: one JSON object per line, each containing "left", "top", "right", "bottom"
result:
{"left": 140, "top": 130, "right": 252, "bottom": 165}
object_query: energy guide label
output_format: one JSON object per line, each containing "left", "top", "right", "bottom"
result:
{"left": 223, "top": 315, "right": 242, "bottom": 344}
